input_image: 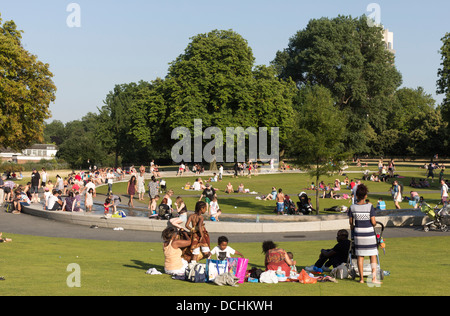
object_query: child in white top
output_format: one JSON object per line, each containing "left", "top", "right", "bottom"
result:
{"left": 210, "top": 236, "right": 244, "bottom": 261}
{"left": 209, "top": 197, "right": 221, "bottom": 221}
{"left": 44, "top": 188, "right": 51, "bottom": 209}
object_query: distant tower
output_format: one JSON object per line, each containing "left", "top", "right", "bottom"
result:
{"left": 382, "top": 28, "right": 395, "bottom": 55}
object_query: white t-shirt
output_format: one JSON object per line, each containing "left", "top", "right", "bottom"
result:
{"left": 107, "top": 173, "right": 114, "bottom": 184}
{"left": 442, "top": 184, "right": 448, "bottom": 197}
{"left": 192, "top": 181, "right": 201, "bottom": 191}
{"left": 210, "top": 246, "right": 236, "bottom": 261}
{"left": 85, "top": 182, "right": 96, "bottom": 192}
{"left": 47, "top": 195, "right": 59, "bottom": 209}
{"left": 44, "top": 191, "right": 51, "bottom": 202}
{"left": 209, "top": 201, "right": 219, "bottom": 215}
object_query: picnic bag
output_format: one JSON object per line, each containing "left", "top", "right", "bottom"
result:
{"left": 298, "top": 269, "right": 317, "bottom": 284}
{"left": 234, "top": 258, "right": 249, "bottom": 284}
{"left": 185, "top": 263, "right": 206, "bottom": 283}
{"left": 227, "top": 257, "right": 239, "bottom": 275}
{"left": 206, "top": 259, "right": 228, "bottom": 282}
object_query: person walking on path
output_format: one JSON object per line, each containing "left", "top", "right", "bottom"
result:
{"left": 127, "top": 176, "right": 137, "bottom": 208}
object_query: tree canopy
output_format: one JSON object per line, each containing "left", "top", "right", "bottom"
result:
{"left": 273, "top": 15, "right": 403, "bottom": 154}
{"left": 438, "top": 33, "right": 450, "bottom": 123}
{"left": 165, "top": 30, "right": 296, "bottom": 150}
{"left": 37, "top": 21, "right": 449, "bottom": 168}
{"left": 288, "top": 85, "right": 348, "bottom": 213}
{"left": 0, "top": 14, "right": 56, "bottom": 150}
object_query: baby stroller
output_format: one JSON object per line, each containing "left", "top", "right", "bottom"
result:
{"left": 347, "top": 222, "right": 385, "bottom": 281}
{"left": 297, "top": 192, "right": 312, "bottom": 215}
{"left": 420, "top": 201, "right": 448, "bottom": 232}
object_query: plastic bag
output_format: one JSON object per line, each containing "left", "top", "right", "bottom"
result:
{"left": 235, "top": 258, "right": 248, "bottom": 284}
{"left": 206, "top": 259, "right": 228, "bottom": 282}
{"left": 259, "top": 270, "right": 278, "bottom": 284}
{"left": 227, "top": 258, "right": 248, "bottom": 283}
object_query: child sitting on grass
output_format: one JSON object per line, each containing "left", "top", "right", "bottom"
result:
{"left": 210, "top": 236, "right": 244, "bottom": 261}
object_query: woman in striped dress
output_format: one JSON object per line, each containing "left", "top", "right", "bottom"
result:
{"left": 348, "top": 184, "right": 381, "bottom": 284}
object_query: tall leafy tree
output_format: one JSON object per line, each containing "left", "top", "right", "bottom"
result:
{"left": 43, "top": 120, "right": 66, "bottom": 146}
{"left": 56, "top": 113, "right": 112, "bottom": 168}
{"left": 288, "top": 85, "right": 349, "bottom": 214}
{"left": 273, "top": 15, "right": 402, "bottom": 154}
{"left": 97, "top": 85, "right": 133, "bottom": 166}
{"left": 164, "top": 29, "right": 296, "bottom": 162}
{"left": 97, "top": 80, "right": 169, "bottom": 166}
{"left": 0, "top": 15, "right": 56, "bottom": 150}
{"left": 367, "top": 87, "right": 447, "bottom": 157}
{"left": 437, "top": 33, "right": 450, "bottom": 123}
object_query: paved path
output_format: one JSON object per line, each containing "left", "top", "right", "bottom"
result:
{"left": 1, "top": 206, "right": 448, "bottom": 243}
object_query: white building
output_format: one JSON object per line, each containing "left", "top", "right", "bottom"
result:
{"left": 382, "top": 28, "right": 395, "bottom": 55}
{"left": 0, "top": 144, "right": 58, "bottom": 163}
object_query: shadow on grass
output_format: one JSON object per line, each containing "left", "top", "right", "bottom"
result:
{"left": 217, "top": 197, "right": 278, "bottom": 215}
{"left": 124, "top": 259, "right": 164, "bottom": 272}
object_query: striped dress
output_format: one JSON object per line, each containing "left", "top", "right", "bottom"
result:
{"left": 348, "top": 203, "right": 378, "bottom": 256}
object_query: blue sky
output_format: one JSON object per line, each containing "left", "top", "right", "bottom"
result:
{"left": 1, "top": 0, "right": 449, "bottom": 123}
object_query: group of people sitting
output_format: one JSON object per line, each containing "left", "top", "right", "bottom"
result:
{"left": 0, "top": 167, "right": 101, "bottom": 214}
{"left": 42, "top": 177, "right": 97, "bottom": 212}
{"left": 183, "top": 177, "right": 214, "bottom": 191}
{"left": 0, "top": 175, "right": 31, "bottom": 214}
{"left": 162, "top": 203, "right": 350, "bottom": 282}
{"left": 410, "top": 178, "right": 431, "bottom": 188}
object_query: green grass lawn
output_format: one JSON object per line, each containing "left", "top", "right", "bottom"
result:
{"left": 95, "top": 168, "right": 444, "bottom": 215}
{"left": 3, "top": 164, "right": 448, "bottom": 297}
{"left": 0, "top": 233, "right": 449, "bottom": 296}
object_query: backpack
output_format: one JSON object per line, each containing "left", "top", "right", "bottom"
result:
{"left": 249, "top": 267, "right": 263, "bottom": 279}
{"left": 325, "top": 206, "right": 340, "bottom": 212}
{"left": 330, "top": 263, "right": 350, "bottom": 279}
{"left": 185, "top": 263, "right": 206, "bottom": 283}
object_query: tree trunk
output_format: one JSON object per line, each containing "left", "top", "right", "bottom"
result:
{"left": 315, "top": 175, "right": 320, "bottom": 215}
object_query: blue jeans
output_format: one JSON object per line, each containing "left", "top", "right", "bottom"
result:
{"left": 277, "top": 202, "right": 284, "bottom": 213}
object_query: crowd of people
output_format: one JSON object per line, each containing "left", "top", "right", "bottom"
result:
{"left": 2, "top": 159, "right": 447, "bottom": 284}
{"left": 160, "top": 183, "right": 382, "bottom": 284}
{"left": 0, "top": 166, "right": 134, "bottom": 214}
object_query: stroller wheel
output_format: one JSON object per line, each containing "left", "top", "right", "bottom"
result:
{"left": 423, "top": 225, "right": 430, "bottom": 232}
{"left": 349, "top": 268, "right": 356, "bottom": 280}
{"left": 440, "top": 224, "right": 448, "bottom": 232}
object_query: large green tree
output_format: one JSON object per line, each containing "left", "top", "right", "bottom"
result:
{"left": 367, "top": 87, "right": 447, "bottom": 157}
{"left": 288, "top": 85, "right": 349, "bottom": 214}
{"left": 56, "top": 113, "right": 113, "bottom": 168}
{"left": 164, "top": 29, "right": 297, "bottom": 163}
{"left": 97, "top": 80, "right": 169, "bottom": 166}
{"left": 273, "top": 15, "right": 402, "bottom": 154}
{"left": 437, "top": 33, "right": 450, "bottom": 124}
{"left": 0, "top": 15, "right": 56, "bottom": 150}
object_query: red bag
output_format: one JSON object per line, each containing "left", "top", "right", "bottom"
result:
{"left": 298, "top": 269, "right": 317, "bottom": 284}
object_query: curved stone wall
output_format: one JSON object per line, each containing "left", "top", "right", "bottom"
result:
{"left": 21, "top": 204, "right": 428, "bottom": 233}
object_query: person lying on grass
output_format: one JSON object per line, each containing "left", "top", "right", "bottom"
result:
{"left": 0, "top": 233, "right": 12, "bottom": 243}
